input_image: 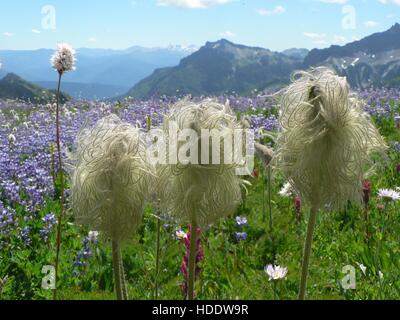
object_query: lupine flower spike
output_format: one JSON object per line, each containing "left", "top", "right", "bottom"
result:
{"left": 274, "top": 68, "right": 387, "bottom": 300}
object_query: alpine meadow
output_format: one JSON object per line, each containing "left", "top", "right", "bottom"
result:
{"left": 1, "top": 0, "right": 400, "bottom": 302}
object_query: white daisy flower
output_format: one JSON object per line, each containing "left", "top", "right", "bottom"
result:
{"left": 264, "top": 264, "right": 288, "bottom": 281}
{"left": 377, "top": 189, "right": 400, "bottom": 202}
{"left": 175, "top": 230, "right": 188, "bottom": 240}
{"left": 279, "top": 182, "right": 293, "bottom": 197}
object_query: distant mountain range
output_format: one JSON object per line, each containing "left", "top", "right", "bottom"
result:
{"left": 128, "top": 23, "right": 400, "bottom": 99}
{"left": 0, "top": 45, "right": 195, "bottom": 99}
{"left": 1, "top": 24, "right": 400, "bottom": 101}
{"left": 303, "top": 23, "right": 400, "bottom": 88}
{"left": 127, "top": 39, "right": 301, "bottom": 98}
{"left": 34, "top": 81, "right": 128, "bottom": 100}
{"left": 0, "top": 73, "right": 68, "bottom": 103}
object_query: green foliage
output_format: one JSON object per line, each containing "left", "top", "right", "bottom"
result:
{"left": 2, "top": 103, "right": 400, "bottom": 300}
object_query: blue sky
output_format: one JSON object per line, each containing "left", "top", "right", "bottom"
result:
{"left": 0, "top": 0, "right": 399, "bottom": 51}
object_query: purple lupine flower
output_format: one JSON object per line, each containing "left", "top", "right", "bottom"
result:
{"left": 73, "top": 232, "right": 98, "bottom": 276}
{"left": 20, "top": 227, "right": 31, "bottom": 246}
{"left": 236, "top": 232, "right": 247, "bottom": 241}
{"left": 40, "top": 213, "right": 57, "bottom": 242}
{"left": 236, "top": 216, "right": 248, "bottom": 227}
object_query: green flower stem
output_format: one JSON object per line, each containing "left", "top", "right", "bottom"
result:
{"left": 376, "top": 203, "right": 389, "bottom": 269}
{"left": 267, "top": 165, "right": 273, "bottom": 232}
{"left": 262, "top": 165, "right": 266, "bottom": 223}
{"left": 364, "top": 204, "right": 369, "bottom": 242}
{"left": 155, "top": 217, "right": 161, "bottom": 299}
{"left": 298, "top": 206, "right": 318, "bottom": 300}
{"left": 53, "top": 72, "right": 65, "bottom": 300}
{"left": 188, "top": 218, "right": 198, "bottom": 300}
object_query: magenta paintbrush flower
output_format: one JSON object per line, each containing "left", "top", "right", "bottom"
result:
{"left": 180, "top": 224, "right": 204, "bottom": 299}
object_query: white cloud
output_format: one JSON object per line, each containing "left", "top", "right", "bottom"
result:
{"left": 303, "top": 32, "right": 352, "bottom": 46}
{"left": 333, "top": 35, "right": 347, "bottom": 44}
{"left": 313, "top": 39, "right": 329, "bottom": 45}
{"left": 317, "top": 0, "right": 348, "bottom": 4}
{"left": 303, "top": 32, "right": 328, "bottom": 45}
{"left": 157, "top": 0, "right": 231, "bottom": 9}
{"left": 32, "top": 29, "right": 41, "bottom": 34}
{"left": 379, "top": 0, "right": 400, "bottom": 5}
{"left": 88, "top": 37, "right": 97, "bottom": 42}
{"left": 364, "top": 20, "right": 380, "bottom": 28}
{"left": 257, "top": 6, "right": 286, "bottom": 16}
{"left": 3, "top": 32, "right": 15, "bottom": 37}
{"left": 303, "top": 32, "right": 327, "bottom": 39}
{"left": 219, "top": 31, "right": 235, "bottom": 38}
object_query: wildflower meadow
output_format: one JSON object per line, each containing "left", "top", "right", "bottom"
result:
{"left": 1, "top": 49, "right": 400, "bottom": 301}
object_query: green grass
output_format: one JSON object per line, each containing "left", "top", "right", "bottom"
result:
{"left": 1, "top": 103, "right": 400, "bottom": 300}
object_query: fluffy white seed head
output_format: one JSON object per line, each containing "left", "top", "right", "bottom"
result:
{"left": 274, "top": 68, "right": 387, "bottom": 209}
{"left": 70, "top": 115, "right": 153, "bottom": 242}
{"left": 158, "top": 99, "right": 248, "bottom": 227}
{"left": 51, "top": 43, "right": 76, "bottom": 75}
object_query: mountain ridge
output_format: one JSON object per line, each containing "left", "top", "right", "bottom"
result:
{"left": 0, "top": 73, "right": 69, "bottom": 103}
{"left": 127, "top": 23, "right": 400, "bottom": 98}
{"left": 127, "top": 38, "right": 300, "bottom": 98}
{"left": 0, "top": 45, "right": 193, "bottom": 99}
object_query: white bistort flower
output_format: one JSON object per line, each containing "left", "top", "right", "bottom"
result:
{"left": 51, "top": 43, "right": 76, "bottom": 75}
{"left": 265, "top": 264, "right": 288, "bottom": 281}
{"left": 8, "top": 133, "right": 16, "bottom": 144}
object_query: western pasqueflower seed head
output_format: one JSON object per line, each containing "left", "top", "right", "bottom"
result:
{"left": 274, "top": 68, "right": 387, "bottom": 209}
{"left": 158, "top": 99, "right": 249, "bottom": 227}
{"left": 69, "top": 115, "right": 154, "bottom": 242}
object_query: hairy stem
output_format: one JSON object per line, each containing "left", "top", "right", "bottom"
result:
{"left": 188, "top": 219, "right": 198, "bottom": 300}
{"left": 112, "top": 240, "right": 123, "bottom": 300}
{"left": 53, "top": 73, "right": 65, "bottom": 300}
{"left": 267, "top": 165, "right": 273, "bottom": 232}
{"left": 155, "top": 217, "right": 161, "bottom": 299}
{"left": 120, "top": 253, "right": 129, "bottom": 300}
{"left": 298, "top": 206, "right": 318, "bottom": 300}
